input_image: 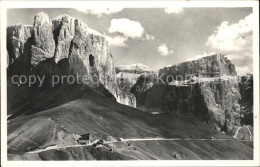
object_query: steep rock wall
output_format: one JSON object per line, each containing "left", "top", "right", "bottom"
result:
{"left": 7, "top": 25, "right": 32, "bottom": 64}
{"left": 131, "top": 55, "right": 243, "bottom": 132}
{"left": 7, "top": 12, "right": 136, "bottom": 112}
{"left": 159, "top": 54, "right": 237, "bottom": 82}
{"left": 31, "top": 12, "right": 55, "bottom": 66}
{"left": 7, "top": 24, "right": 32, "bottom": 75}
{"left": 51, "top": 14, "right": 90, "bottom": 63}
{"left": 239, "top": 74, "right": 253, "bottom": 126}
{"left": 132, "top": 80, "right": 241, "bottom": 131}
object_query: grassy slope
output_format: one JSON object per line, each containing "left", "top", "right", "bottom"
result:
{"left": 7, "top": 85, "right": 253, "bottom": 160}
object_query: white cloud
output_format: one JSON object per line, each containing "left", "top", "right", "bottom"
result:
{"left": 158, "top": 43, "right": 173, "bottom": 56}
{"left": 105, "top": 36, "right": 128, "bottom": 47}
{"left": 108, "top": 18, "right": 144, "bottom": 38}
{"left": 107, "top": 18, "right": 155, "bottom": 46}
{"left": 75, "top": 7, "right": 123, "bottom": 17}
{"left": 145, "top": 34, "right": 155, "bottom": 41}
{"left": 207, "top": 13, "right": 253, "bottom": 53}
{"left": 206, "top": 13, "right": 253, "bottom": 74}
{"left": 186, "top": 52, "right": 216, "bottom": 61}
{"left": 164, "top": 7, "right": 183, "bottom": 14}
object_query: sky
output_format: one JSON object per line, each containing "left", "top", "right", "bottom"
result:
{"left": 7, "top": 7, "right": 253, "bottom": 74}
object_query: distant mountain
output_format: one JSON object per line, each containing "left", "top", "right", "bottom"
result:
{"left": 131, "top": 54, "right": 253, "bottom": 140}
{"left": 116, "top": 63, "right": 154, "bottom": 91}
{"left": 116, "top": 63, "right": 153, "bottom": 74}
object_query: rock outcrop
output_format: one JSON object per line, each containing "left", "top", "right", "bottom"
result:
{"left": 31, "top": 12, "right": 55, "bottom": 66}
{"left": 131, "top": 54, "right": 247, "bottom": 133}
{"left": 7, "top": 24, "right": 32, "bottom": 75}
{"left": 239, "top": 74, "right": 253, "bottom": 126}
{"left": 7, "top": 25, "right": 32, "bottom": 64}
{"left": 51, "top": 14, "right": 90, "bottom": 63}
{"left": 7, "top": 12, "right": 136, "bottom": 116}
{"left": 132, "top": 78, "right": 241, "bottom": 132}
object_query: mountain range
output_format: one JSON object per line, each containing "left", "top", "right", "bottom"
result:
{"left": 6, "top": 12, "right": 253, "bottom": 160}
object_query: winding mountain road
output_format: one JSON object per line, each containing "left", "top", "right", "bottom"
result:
{"left": 27, "top": 137, "right": 252, "bottom": 154}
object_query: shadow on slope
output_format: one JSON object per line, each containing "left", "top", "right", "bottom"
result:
{"left": 7, "top": 83, "right": 253, "bottom": 160}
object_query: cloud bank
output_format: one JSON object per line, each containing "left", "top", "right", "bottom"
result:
{"left": 108, "top": 18, "right": 144, "bottom": 38}
{"left": 105, "top": 36, "right": 128, "bottom": 47}
{"left": 107, "top": 18, "right": 154, "bottom": 47}
{"left": 206, "top": 13, "right": 253, "bottom": 75}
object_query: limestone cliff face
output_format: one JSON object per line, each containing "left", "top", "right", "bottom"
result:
{"left": 51, "top": 14, "right": 89, "bottom": 63}
{"left": 131, "top": 54, "right": 245, "bottom": 132}
{"left": 7, "top": 25, "right": 32, "bottom": 63}
{"left": 31, "top": 12, "right": 55, "bottom": 66}
{"left": 7, "top": 12, "right": 136, "bottom": 109}
{"left": 7, "top": 24, "right": 32, "bottom": 75}
{"left": 159, "top": 54, "right": 237, "bottom": 81}
{"left": 239, "top": 74, "right": 253, "bottom": 126}
{"left": 132, "top": 79, "right": 241, "bottom": 131}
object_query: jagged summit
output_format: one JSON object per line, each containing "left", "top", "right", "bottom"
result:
{"left": 34, "top": 12, "right": 50, "bottom": 26}
{"left": 51, "top": 13, "right": 103, "bottom": 36}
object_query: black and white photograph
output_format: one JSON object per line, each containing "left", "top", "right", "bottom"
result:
{"left": 0, "top": 1, "right": 259, "bottom": 166}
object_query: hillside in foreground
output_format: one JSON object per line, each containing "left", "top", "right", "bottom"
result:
{"left": 7, "top": 84, "right": 253, "bottom": 160}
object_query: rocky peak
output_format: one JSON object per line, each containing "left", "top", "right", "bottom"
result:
{"left": 7, "top": 24, "right": 32, "bottom": 62}
{"left": 131, "top": 54, "right": 251, "bottom": 135}
{"left": 33, "top": 12, "right": 50, "bottom": 27}
{"left": 52, "top": 14, "right": 89, "bottom": 36}
{"left": 7, "top": 12, "right": 136, "bottom": 108}
{"left": 159, "top": 54, "right": 237, "bottom": 83}
{"left": 31, "top": 12, "right": 55, "bottom": 66}
{"left": 51, "top": 14, "right": 105, "bottom": 63}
